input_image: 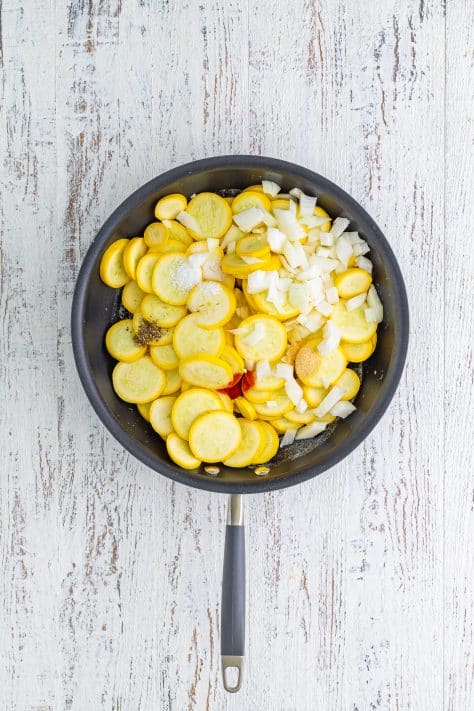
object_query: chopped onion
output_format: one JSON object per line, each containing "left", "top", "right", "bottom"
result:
{"left": 307, "top": 278, "right": 324, "bottom": 305}
{"left": 317, "top": 321, "right": 341, "bottom": 355}
{"left": 275, "top": 363, "right": 294, "bottom": 380}
{"left": 310, "top": 255, "right": 338, "bottom": 273}
{"left": 247, "top": 270, "right": 269, "bottom": 294}
{"left": 279, "top": 255, "right": 297, "bottom": 274}
{"left": 289, "top": 282, "right": 310, "bottom": 313}
{"left": 260, "top": 209, "right": 277, "bottom": 227}
{"left": 366, "top": 285, "right": 383, "bottom": 322}
{"left": 346, "top": 293, "right": 366, "bottom": 311}
{"left": 256, "top": 360, "right": 271, "bottom": 381}
{"left": 330, "top": 401, "right": 356, "bottom": 418}
{"left": 244, "top": 359, "right": 254, "bottom": 371}
{"left": 227, "top": 241, "right": 236, "bottom": 254}
{"left": 243, "top": 321, "right": 266, "bottom": 346}
{"left": 262, "top": 180, "right": 281, "bottom": 196}
{"left": 355, "top": 255, "right": 373, "bottom": 273}
{"left": 233, "top": 207, "right": 264, "bottom": 232}
{"left": 345, "top": 231, "right": 363, "bottom": 245}
{"left": 176, "top": 210, "right": 202, "bottom": 236}
{"left": 283, "top": 240, "right": 300, "bottom": 269}
{"left": 296, "top": 398, "right": 308, "bottom": 413}
{"left": 335, "top": 235, "right": 353, "bottom": 267}
{"left": 187, "top": 252, "right": 208, "bottom": 269}
{"left": 352, "top": 240, "right": 370, "bottom": 256}
{"left": 297, "top": 265, "right": 321, "bottom": 281}
{"left": 293, "top": 241, "right": 309, "bottom": 269}
{"left": 325, "top": 286, "right": 339, "bottom": 304}
{"left": 316, "top": 300, "right": 332, "bottom": 317}
{"left": 314, "top": 386, "right": 346, "bottom": 418}
{"left": 295, "top": 421, "right": 327, "bottom": 439}
{"left": 299, "top": 193, "right": 317, "bottom": 216}
{"left": 319, "top": 233, "right": 334, "bottom": 247}
{"left": 330, "top": 217, "right": 350, "bottom": 238}
{"left": 299, "top": 215, "right": 328, "bottom": 228}
{"left": 267, "top": 227, "right": 287, "bottom": 253}
{"left": 297, "top": 310, "right": 323, "bottom": 332}
{"left": 207, "top": 238, "right": 219, "bottom": 251}
{"left": 236, "top": 305, "right": 250, "bottom": 319}
{"left": 285, "top": 378, "right": 303, "bottom": 406}
{"left": 317, "top": 246, "right": 334, "bottom": 258}
{"left": 289, "top": 187, "right": 303, "bottom": 198}
{"left": 288, "top": 199, "right": 297, "bottom": 215}
{"left": 273, "top": 209, "right": 306, "bottom": 241}
{"left": 221, "top": 224, "right": 244, "bottom": 249}
{"left": 241, "top": 255, "right": 264, "bottom": 265}
{"left": 280, "top": 428, "right": 298, "bottom": 447}
{"left": 277, "top": 276, "right": 292, "bottom": 292}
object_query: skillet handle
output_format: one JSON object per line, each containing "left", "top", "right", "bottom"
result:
{"left": 221, "top": 494, "right": 245, "bottom": 693}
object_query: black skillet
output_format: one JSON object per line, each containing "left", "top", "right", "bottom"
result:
{"left": 71, "top": 156, "right": 409, "bottom": 692}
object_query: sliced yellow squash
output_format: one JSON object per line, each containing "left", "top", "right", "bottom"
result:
{"left": 162, "top": 368, "right": 181, "bottom": 396}
{"left": 232, "top": 191, "right": 271, "bottom": 214}
{"left": 162, "top": 219, "right": 193, "bottom": 246}
{"left": 171, "top": 388, "right": 223, "bottom": 439}
{"left": 173, "top": 313, "right": 225, "bottom": 359}
{"left": 123, "top": 237, "right": 148, "bottom": 280}
{"left": 137, "top": 401, "right": 152, "bottom": 422}
{"left": 234, "top": 315, "right": 287, "bottom": 362}
{"left": 340, "top": 333, "right": 377, "bottom": 362}
{"left": 330, "top": 302, "right": 377, "bottom": 344}
{"left": 151, "top": 252, "right": 199, "bottom": 305}
{"left": 166, "top": 433, "right": 201, "bottom": 469}
{"left": 252, "top": 421, "right": 279, "bottom": 463}
{"left": 189, "top": 411, "right": 241, "bottom": 462}
{"left": 100, "top": 239, "right": 130, "bottom": 288}
{"left": 187, "top": 280, "right": 236, "bottom": 328}
{"left": 141, "top": 294, "right": 187, "bottom": 327}
{"left": 149, "top": 343, "right": 179, "bottom": 371}
{"left": 122, "top": 280, "right": 145, "bottom": 313}
{"left": 295, "top": 343, "right": 347, "bottom": 388}
{"left": 155, "top": 194, "right": 188, "bottom": 220}
{"left": 179, "top": 354, "right": 233, "bottom": 389}
{"left": 144, "top": 222, "right": 169, "bottom": 250}
{"left": 105, "top": 319, "right": 147, "bottom": 362}
{"left": 136, "top": 253, "right": 161, "bottom": 293}
{"left": 234, "top": 396, "right": 257, "bottom": 420}
{"left": 112, "top": 356, "right": 165, "bottom": 403}
{"left": 186, "top": 192, "right": 232, "bottom": 240}
{"left": 253, "top": 394, "right": 293, "bottom": 418}
{"left": 149, "top": 396, "right": 177, "bottom": 438}
{"left": 334, "top": 368, "right": 361, "bottom": 400}
{"left": 334, "top": 268, "right": 372, "bottom": 299}
{"left": 223, "top": 420, "right": 265, "bottom": 467}
{"left": 236, "top": 234, "right": 270, "bottom": 259}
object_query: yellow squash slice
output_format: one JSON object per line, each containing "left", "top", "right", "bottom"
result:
{"left": 151, "top": 252, "right": 199, "bottom": 305}
{"left": 155, "top": 193, "right": 188, "bottom": 221}
{"left": 162, "top": 219, "right": 193, "bottom": 246}
{"left": 123, "top": 237, "right": 148, "bottom": 280}
{"left": 223, "top": 420, "right": 265, "bottom": 467}
{"left": 253, "top": 393, "right": 293, "bottom": 418}
{"left": 234, "top": 315, "right": 287, "bottom": 362}
{"left": 171, "top": 388, "right": 223, "bottom": 439}
{"left": 189, "top": 411, "right": 242, "bottom": 462}
{"left": 252, "top": 421, "right": 279, "bottom": 464}
{"left": 243, "top": 387, "right": 275, "bottom": 404}
{"left": 122, "top": 280, "right": 145, "bottom": 313}
{"left": 340, "top": 333, "right": 377, "bottom": 362}
{"left": 334, "top": 268, "right": 372, "bottom": 299}
{"left": 112, "top": 356, "right": 165, "bottom": 403}
{"left": 286, "top": 409, "right": 316, "bottom": 425}
{"left": 231, "top": 191, "right": 271, "bottom": 214}
{"left": 219, "top": 345, "right": 244, "bottom": 375}
{"left": 100, "top": 239, "right": 130, "bottom": 288}
{"left": 295, "top": 343, "right": 347, "bottom": 388}
{"left": 217, "top": 392, "right": 233, "bottom": 413}
{"left": 162, "top": 368, "right": 182, "bottom": 396}
{"left": 234, "top": 397, "right": 257, "bottom": 420}
{"left": 179, "top": 354, "right": 233, "bottom": 389}
{"left": 149, "top": 396, "right": 177, "bottom": 438}
{"left": 105, "top": 319, "right": 147, "bottom": 362}
{"left": 173, "top": 313, "right": 225, "bottom": 359}
{"left": 148, "top": 239, "right": 186, "bottom": 254}
{"left": 236, "top": 234, "right": 270, "bottom": 259}
{"left": 242, "top": 184, "right": 264, "bottom": 193}
{"left": 149, "top": 343, "right": 179, "bottom": 371}
{"left": 187, "top": 281, "right": 236, "bottom": 328}
{"left": 334, "top": 368, "right": 361, "bottom": 400}
{"left": 271, "top": 417, "right": 299, "bottom": 433}
{"left": 250, "top": 290, "right": 299, "bottom": 321}
{"left": 302, "top": 385, "right": 327, "bottom": 408}
{"left": 136, "top": 253, "right": 161, "bottom": 293}
{"left": 137, "top": 401, "right": 152, "bottom": 422}
{"left": 221, "top": 253, "right": 280, "bottom": 278}
{"left": 166, "top": 433, "right": 201, "bottom": 469}
{"left": 141, "top": 294, "right": 187, "bottom": 327}
{"left": 144, "top": 222, "right": 169, "bottom": 250}
{"left": 253, "top": 373, "right": 285, "bottom": 392}
{"left": 186, "top": 192, "right": 232, "bottom": 240}
{"left": 330, "top": 302, "right": 377, "bottom": 344}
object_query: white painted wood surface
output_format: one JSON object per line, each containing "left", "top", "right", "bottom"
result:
{"left": 0, "top": 1, "right": 472, "bottom": 709}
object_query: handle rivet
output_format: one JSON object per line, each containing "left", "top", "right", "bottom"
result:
{"left": 254, "top": 466, "right": 270, "bottom": 476}
{"left": 205, "top": 465, "right": 220, "bottom": 476}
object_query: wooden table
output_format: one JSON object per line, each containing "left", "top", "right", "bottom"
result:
{"left": 1, "top": 1, "right": 472, "bottom": 709}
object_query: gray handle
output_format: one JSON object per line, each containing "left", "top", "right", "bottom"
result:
{"left": 221, "top": 494, "right": 245, "bottom": 693}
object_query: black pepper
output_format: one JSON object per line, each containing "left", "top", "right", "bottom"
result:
{"left": 134, "top": 319, "right": 162, "bottom": 346}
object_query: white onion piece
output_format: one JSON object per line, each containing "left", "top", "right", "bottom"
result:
{"left": 285, "top": 378, "right": 303, "bottom": 406}
{"left": 299, "top": 193, "right": 317, "bottom": 216}
{"left": 319, "top": 233, "right": 334, "bottom": 247}
{"left": 314, "top": 386, "right": 346, "bottom": 418}
{"left": 299, "top": 215, "right": 328, "bottom": 228}
{"left": 207, "top": 238, "right": 219, "bottom": 251}
{"left": 345, "top": 231, "right": 363, "bottom": 245}
{"left": 260, "top": 209, "right": 277, "bottom": 227}
{"left": 296, "top": 398, "right": 308, "bottom": 413}
{"left": 262, "top": 180, "right": 281, "bottom": 196}
{"left": 346, "top": 293, "right": 366, "bottom": 311}
{"left": 325, "top": 286, "right": 339, "bottom": 304}
{"left": 295, "top": 422, "right": 327, "bottom": 439}
{"left": 256, "top": 360, "right": 271, "bottom": 381}
{"left": 352, "top": 240, "right": 370, "bottom": 256}
{"left": 330, "top": 217, "right": 350, "bottom": 238}
{"left": 244, "top": 359, "right": 254, "bottom": 371}
{"left": 317, "top": 246, "right": 334, "bottom": 258}
{"left": 316, "top": 300, "right": 332, "bottom": 317}
{"left": 330, "top": 401, "right": 356, "bottom": 418}
{"left": 293, "top": 241, "right": 309, "bottom": 269}
{"left": 267, "top": 227, "right": 287, "bottom": 253}
{"left": 176, "top": 210, "right": 202, "bottom": 236}
{"left": 187, "top": 252, "right": 208, "bottom": 269}
{"left": 226, "top": 240, "right": 236, "bottom": 254}
{"left": 233, "top": 207, "right": 264, "bottom": 232}
{"left": 247, "top": 270, "right": 269, "bottom": 294}
{"left": 289, "top": 187, "right": 303, "bottom": 198}
{"left": 241, "top": 255, "right": 264, "bottom": 265}
{"left": 283, "top": 240, "right": 300, "bottom": 269}
{"left": 277, "top": 277, "right": 292, "bottom": 292}
{"left": 243, "top": 321, "right": 266, "bottom": 346}
{"left": 335, "top": 235, "right": 353, "bottom": 267}
{"left": 365, "top": 306, "right": 382, "bottom": 323}
{"left": 355, "top": 255, "right": 373, "bottom": 273}
{"left": 273, "top": 209, "right": 306, "bottom": 241}
{"left": 318, "top": 321, "right": 341, "bottom": 355}
{"left": 275, "top": 363, "right": 293, "bottom": 380}
{"left": 281, "top": 428, "right": 298, "bottom": 447}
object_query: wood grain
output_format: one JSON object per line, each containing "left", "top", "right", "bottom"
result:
{"left": 0, "top": 1, "right": 472, "bottom": 709}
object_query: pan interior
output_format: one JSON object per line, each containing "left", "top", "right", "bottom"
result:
{"left": 73, "top": 157, "right": 408, "bottom": 492}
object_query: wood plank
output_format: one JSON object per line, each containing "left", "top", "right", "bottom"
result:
{"left": 444, "top": 1, "right": 474, "bottom": 708}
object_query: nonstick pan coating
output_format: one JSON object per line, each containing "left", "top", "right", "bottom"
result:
{"left": 71, "top": 156, "right": 408, "bottom": 494}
